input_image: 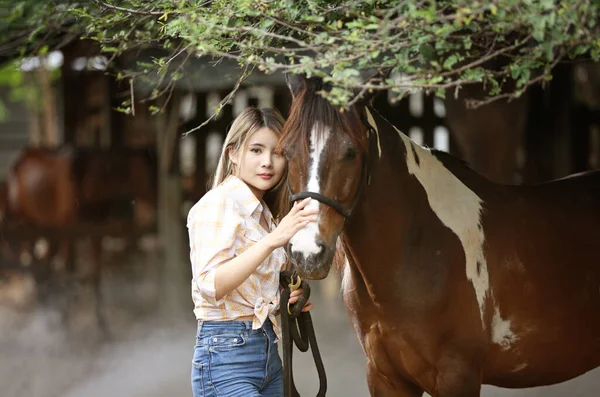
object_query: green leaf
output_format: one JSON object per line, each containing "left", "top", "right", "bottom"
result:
{"left": 443, "top": 54, "right": 459, "bottom": 70}
{"left": 1, "top": 0, "right": 598, "bottom": 108}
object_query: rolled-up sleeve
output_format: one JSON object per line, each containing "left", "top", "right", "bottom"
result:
{"left": 187, "top": 194, "right": 243, "bottom": 304}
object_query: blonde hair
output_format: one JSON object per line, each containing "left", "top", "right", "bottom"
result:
{"left": 210, "top": 107, "right": 290, "bottom": 220}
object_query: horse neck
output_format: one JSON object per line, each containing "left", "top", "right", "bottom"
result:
{"left": 342, "top": 108, "right": 489, "bottom": 306}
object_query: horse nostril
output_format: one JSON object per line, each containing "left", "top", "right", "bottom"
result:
{"left": 315, "top": 238, "right": 325, "bottom": 251}
{"left": 291, "top": 250, "right": 304, "bottom": 266}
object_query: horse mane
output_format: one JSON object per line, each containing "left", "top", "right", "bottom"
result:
{"left": 430, "top": 148, "right": 470, "bottom": 168}
{"left": 279, "top": 79, "right": 369, "bottom": 156}
{"left": 428, "top": 147, "right": 494, "bottom": 189}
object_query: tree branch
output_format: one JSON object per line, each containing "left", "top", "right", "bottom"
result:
{"left": 181, "top": 63, "right": 254, "bottom": 138}
{"left": 95, "top": 1, "right": 168, "bottom": 16}
{"left": 466, "top": 54, "right": 566, "bottom": 108}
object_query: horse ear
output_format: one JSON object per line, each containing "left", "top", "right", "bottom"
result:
{"left": 285, "top": 73, "right": 305, "bottom": 99}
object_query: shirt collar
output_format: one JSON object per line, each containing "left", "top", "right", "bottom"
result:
{"left": 262, "top": 199, "right": 276, "bottom": 230}
{"left": 223, "top": 175, "right": 263, "bottom": 217}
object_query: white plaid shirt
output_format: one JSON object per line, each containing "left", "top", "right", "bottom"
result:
{"left": 187, "top": 176, "right": 286, "bottom": 337}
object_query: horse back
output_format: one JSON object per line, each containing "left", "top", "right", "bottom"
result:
{"left": 6, "top": 147, "right": 77, "bottom": 225}
{"left": 480, "top": 169, "right": 600, "bottom": 385}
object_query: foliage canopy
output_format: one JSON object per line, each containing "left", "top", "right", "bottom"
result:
{"left": 1, "top": 0, "right": 599, "bottom": 109}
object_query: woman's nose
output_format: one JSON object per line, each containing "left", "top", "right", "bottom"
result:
{"left": 261, "top": 154, "right": 273, "bottom": 167}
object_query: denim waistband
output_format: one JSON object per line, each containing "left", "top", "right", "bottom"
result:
{"left": 197, "top": 318, "right": 273, "bottom": 333}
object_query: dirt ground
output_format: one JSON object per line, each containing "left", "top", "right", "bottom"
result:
{"left": 0, "top": 252, "right": 599, "bottom": 397}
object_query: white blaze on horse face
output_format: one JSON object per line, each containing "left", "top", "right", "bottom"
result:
{"left": 289, "top": 123, "right": 330, "bottom": 257}
{"left": 397, "top": 127, "right": 490, "bottom": 324}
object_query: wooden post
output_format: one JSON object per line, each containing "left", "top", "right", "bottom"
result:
{"left": 61, "top": 48, "right": 82, "bottom": 146}
{"left": 550, "top": 64, "right": 574, "bottom": 178}
{"left": 194, "top": 93, "right": 208, "bottom": 199}
{"left": 23, "top": 71, "right": 42, "bottom": 147}
{"left": 524, "top": 86, "right": 554, "bottom": 183}
{"left": 37, "top": 61, "right": 59, "bottom": 147}
{"left": 157, "top": 91, "right": 189, "bottom": 320}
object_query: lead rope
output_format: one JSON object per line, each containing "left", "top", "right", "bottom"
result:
{"left": 280, "top": 270, "right": 327, "bottom": 397}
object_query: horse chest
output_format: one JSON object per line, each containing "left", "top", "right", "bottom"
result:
{"left": 345, "top": 281, "right": 429, "bottom": 378}
{"left": 360, "top": 316, "right": 439, "bottom": 388}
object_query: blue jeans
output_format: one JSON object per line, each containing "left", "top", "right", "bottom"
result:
{"left": 191, "top": 318, "right": 283, "bottom": 397}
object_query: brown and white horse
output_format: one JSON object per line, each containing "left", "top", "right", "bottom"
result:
{"left": 280, "top": 75, "right": 600, "bottom": 397}
{"left": 2, "top": 146, "right": 156, "bottom": 333}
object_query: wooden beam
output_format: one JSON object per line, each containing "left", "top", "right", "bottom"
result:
{"left": 37, "top": 64, "right": 59, "bottom": 147}
{"left": 0, "top": 221, "right": 156, "bottom": 239}
{"left": 160, "top": 91, "right": 181, "bottom": 174}
{"left": 156, "top": 91, "right": 188, "bottom": 319}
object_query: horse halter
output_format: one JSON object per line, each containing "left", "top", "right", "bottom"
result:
{"left": 286, "top": 116, "right": 375, "bottom": 220}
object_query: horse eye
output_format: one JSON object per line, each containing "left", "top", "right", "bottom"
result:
{"left": 345, "top": 147, "right": 357, "bottom": 160}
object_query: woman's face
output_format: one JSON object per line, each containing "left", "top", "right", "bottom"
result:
{"left": 231, "top": 127, "right": 286, "bottom": 199}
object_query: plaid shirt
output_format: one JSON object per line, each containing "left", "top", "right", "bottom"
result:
{"left": 187, "top": 176, "right": 286, "bottom": 337}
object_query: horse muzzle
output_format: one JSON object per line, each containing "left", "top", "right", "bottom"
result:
{"left": 286, "top": 239, "right": 334, "bottom": 280}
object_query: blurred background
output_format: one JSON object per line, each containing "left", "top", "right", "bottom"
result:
{"left": 0, "top": 39, "right": 599, "bottom": 397}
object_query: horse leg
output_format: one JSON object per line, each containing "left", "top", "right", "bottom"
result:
{"left": 26, "top": 238, "right": 49, "bottom": 298}
{"left": 52, "top": 237, "right": 74, "bottom": 330}
{"left": 366, "top": 361, "right": 423, "bottom": 397}
{"left": 90, "top": 237, "right": 110, "bottom": 338}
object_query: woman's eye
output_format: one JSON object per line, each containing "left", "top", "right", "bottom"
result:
{"left": 250, "top": 148, "right": 261, "bottom": 154}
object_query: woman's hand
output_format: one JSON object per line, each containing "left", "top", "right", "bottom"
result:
{"left": 266, "top": 198, "right": 318, "bottom": 249}
{"left": 289, "top": 288, "right": 313, "bottom": 312}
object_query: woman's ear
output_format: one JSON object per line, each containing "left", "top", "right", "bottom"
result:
{"left": 228, "top": 146, "right": 239, "bottom": 166}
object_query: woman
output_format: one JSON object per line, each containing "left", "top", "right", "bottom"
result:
{"left": 187, "top": 107, "right": 317, "bottom": 396}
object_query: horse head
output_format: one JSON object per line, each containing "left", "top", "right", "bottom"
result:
{"left": 280, "top": 74, "right": 376, "bottom": 279}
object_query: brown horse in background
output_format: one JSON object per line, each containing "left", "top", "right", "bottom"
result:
{"left": 1, "top": 146, "right": 157, "bottom": 332}
{"left": 444, "top": 84, "right": 529, "bottom": 184}
{"left": 281, "top": 75, "right": 600, "bottom": 396}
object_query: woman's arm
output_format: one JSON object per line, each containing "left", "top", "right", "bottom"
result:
{"left": 214, "top": 198, "right": 317, "bottom": 300}
{"left": 214, "top": 237, "right": 277, "bottom": 300}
